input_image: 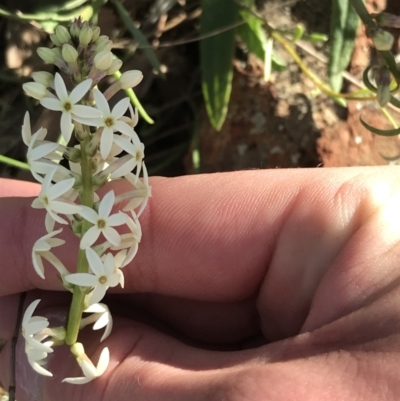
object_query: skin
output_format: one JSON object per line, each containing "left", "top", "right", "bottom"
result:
{"left": 1, "top": 167, "right": 400, "bottom": 400}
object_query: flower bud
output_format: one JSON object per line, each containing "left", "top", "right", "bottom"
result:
{"left": 79, "top": 26, "right": 93, "bottom": 46}
{"left": 95, "top": 36, "right": 113, "bottom": 52}
{"left": 55, "top": 25, "right": 71, "bottom": 44}
{"left": 62, "top": 44, "right": 78, "bottom": 63}
{"left": 106, "top": 59, "right": 123, "bottom": 75}
{"left": 32, "top": 71, "right": 53, "bottom": 87}
{"left": 94, "top": 50, "right": 113, "bottom": 70}
{"left": 23, "top": 82, "right": 47, "bottom": 100}
{"left": 91, "top": 26, "right": 101, "bottom": 41}
{"left": 50, "top": 33, "right": 62, "bottom": 47}
{"left": 69, "top": 22, "right": 80, "bottom": 38}
{"left": 372, "top": 29, "right": 394, "bottom": 51}
{"left": 119, "top": 70, "right": 143, "bottom": 89}
{"left": 37, "top": 47, "right": 58, "bottom": 64}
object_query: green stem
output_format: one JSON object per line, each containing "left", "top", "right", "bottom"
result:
{"left": 113, "top": 70, "right": 155, "bottom": 124}
{"left": 348, "top": 0, "right": 376, "bottom": 28}
{"left": 65, "top": 133, "right": 93, "bottom": 346}
{"left": 270, "top": 30, "right": 374, "bottom": 101}
{"left": 0, "top": 155, "right": 29, "bottom": 170}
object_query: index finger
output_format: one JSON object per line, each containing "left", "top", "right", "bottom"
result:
{"left": 0, "top": 167, "right": 396, "bottom": 302}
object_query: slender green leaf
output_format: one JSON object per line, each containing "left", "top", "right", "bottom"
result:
{"left": 200, "top": 0, "right": 239, "bottom": 131}
{"left": 111, "top": 0, "right": 164, "bottom": 77}
{"left": 360, "top": 115, "right": 400, "bottom": 136}
{"left": 237, "top": 10, "right": 286, "bottom": 72}
{"left": 329, "top": 0, "right": 362, "bottom": 92}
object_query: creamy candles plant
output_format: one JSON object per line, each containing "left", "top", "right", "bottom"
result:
{"left": 21, "top": 17, "right": 151, "bottom": 384}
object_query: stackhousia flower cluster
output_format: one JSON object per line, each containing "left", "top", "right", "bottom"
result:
{"left": 21, "top": 18, "right": 151, "bottom": 384}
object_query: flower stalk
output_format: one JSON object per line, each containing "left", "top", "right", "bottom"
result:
{"left": 21, "top": 17, "right": 151, "bottom": 383}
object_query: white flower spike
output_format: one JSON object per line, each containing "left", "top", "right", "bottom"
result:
{"left": 21, "top": 18, "right": 150, "bottom": 385}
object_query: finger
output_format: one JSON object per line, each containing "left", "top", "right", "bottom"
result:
{"left": 4, "top": 285, "right": 400, "bottom": 401}
{"left": 2, "top": 166, "right": 400, "bottom": 344}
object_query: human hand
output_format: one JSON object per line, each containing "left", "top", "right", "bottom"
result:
{"left": 1, "top": 167, "right": 400, "bottom": 400}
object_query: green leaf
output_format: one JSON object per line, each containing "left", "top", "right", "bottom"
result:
{"left": 329, "top": 0, "right": 362, "bottom": 92}
{"left": 111, "top": 0, "right": 164, "bottom": 77}
{"left": 200, "top": 0, "right": 239, "bottom": 131}
{"left": 237, "top": 10, "right": 267, "bottom": 61}
{"left": 360, "top": 115, "right": 400, "bottom": 136}
{"left": 237, "top": 10, "right": 286, "bottom": 74}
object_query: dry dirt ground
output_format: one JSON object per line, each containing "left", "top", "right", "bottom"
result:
{"left": 0, "top": 0, "right": 400, "bottom": 181}
{"left": 187, "top": 0, "right": 400, "bottom": 173}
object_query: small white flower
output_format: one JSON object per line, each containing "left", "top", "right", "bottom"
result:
{"left": 22, "top": 112, "right": 61, "bottom": 182}
{"left": 40, "top": 73, "right": 100, "bottom": 143}
{"left": 111, "top": 212, "right": 142, "bottom": 267}
{"left": 31, "top": 168, "right": 83, "bottom": 232}
{"left": 22, "top": 300, "right": 53, "bottom": 353}
{"left": 62, "top": 345, "right": 110, "bottom": 385}
{"left": 80, "top": 303, "right": 113, "bottom": 342}
{"left": 78, "top": 190, "right": 128, "bottom": 249}
{"left": 65, "top": 248, "right": 122, "bottom": 305}
{"left": 112, "top": 135, "right": 144, "bottom": 181}
{"left": 32, "top": 229, "right": 69, "bottom": 279}
{"left": 26, "top": 343, "right": 54, "bottom": 377}
{"left": 123, "top": 163, "right": 151, "bottom": 217}
{"left": 74, "top": 89, "right": 134, "bottom": 159}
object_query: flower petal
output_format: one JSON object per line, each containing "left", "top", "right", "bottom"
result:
{"left": 111, "top": 97, "right": 130, "bottom": 119}
{"left": 72, "top": 105, "right": 102, "bottom": 118}
{"left": 99, "top": 190, "right": 115, "bottom": 218}
{"left": 93, "top": 88, "right": 110, "bottom": 115}
{"left": 40, "top": 98, "right": 63, "bottom": 112}
{"left": 64, "top": 273, "right": 97, "bottom": 287}
{"left": 86, "top": 247, "right": 105, "bottom": 276}
{"left": 80, "top": 226, "right": 100, "bottom": 250}
{"left": 114, "top": 120, "right": 134, "bottom": 137}
{"left": 69, "top": 78, "right": 92, "bottom": 103}
{"left": 53, "top": 73, "right": 68, "bottom": 101}
{"left": 107, "top": 212, "right": 128, "bottom": 227}
{"left": 103, "top": 227, "right": 121, "bottom": 247}
{"left": 100, "top": 128, "right": 114, "bottom": 159}
{"left": 60, "top": 112, "right": 73, "bottom": 143}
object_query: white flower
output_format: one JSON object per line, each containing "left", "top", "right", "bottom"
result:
{"left": 40, "top": 73, "right": 100, "bottom": 143}
{"left": 123, "top": 163, "right": 151, "bottom": 217}
{"left": 22, "top": 300, "right": 53, "bottom": 353}
{"left": 32, "top": 229, "right": 69, "bottom": 279}
{"left": 111, "top": 212, "right": 142, "bottom": 267}
{"left": 31, "top": 168, "right": 83, "bottom": 232}
{"left": 62, "top": 345, "right": 110, "bottom": 385}
{"left": 22, "top": 112, "right": 61, "bottom": 182}
{"left": 65, "top": 248, "right": 122, "bottom": 305}
{"left": 74, "top": 89, "right": 134, "bottom": 159}
{"left": 80, "top": 303, "right": 113, "bottom": 342}
{"left": 78, "top": 190, "right": 128, "bottom": 249}
{"left": 26, "top": 343, "right": 54, "bottom": 377}
{"left": 112, "top": 135, "right": 144, "bottom": 181}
